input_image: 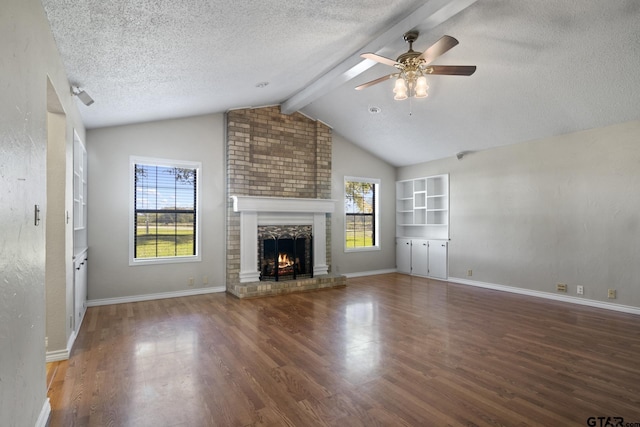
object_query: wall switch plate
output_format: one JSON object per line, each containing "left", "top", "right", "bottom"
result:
{"left": 202, "top": 276, "right": 209, "bottom": 285}
{"left": 608, "top": 289, "right": 616, "bottom": 299}
{"left": 556, "top": 283, "right": 567, "bottom": 292}
{"left": 577, "top": 285, "right": 584, "bottom": 295}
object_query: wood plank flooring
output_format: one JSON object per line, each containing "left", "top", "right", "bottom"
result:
{"left": 47, "top": 274, "right": 640, "bottom": 426}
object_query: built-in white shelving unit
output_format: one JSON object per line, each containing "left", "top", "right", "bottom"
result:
{"left": 396, "top": 174, "right": 449, "bottom": 240}
{"left": 73, "top": 136, "right": 88, "bottom": 254}
{"left": 396, "top": 174, "right": 449, "bottom": 280}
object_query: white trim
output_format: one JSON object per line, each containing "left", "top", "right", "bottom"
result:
{"left": 449, "top": 277, "right": 640, "bottom": 316}
{"left": 45, "top": 312, "right": 85, "bottom": 362}
{"left": 344, "top": 177, "right": 380, "bottom": 252}
{"left": 129, "top": 156, "right": 202, "bottom": 266}
{"left": 86, "top": 286, "right": 225, "bottom": 307}
{"left": 344, "top": 246, "right": 381, "bottom": 253}
{"left": 230, "top": 196, "right": 335, "bottom": 283}
{"left": 344, "top": 268, "right": 397, "bottom": 278}
{"left": 36, "top": 398, "right": 51, "bottom": 427}
{"left": 230, "top": 195, "right": 336, "bottom": 213}
{"left": 46, "top": 348, "right": 69, "bottom": 363}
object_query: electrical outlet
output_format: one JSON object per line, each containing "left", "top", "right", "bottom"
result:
{"left": 608, "top": 289, "right": 616, "bottom": 299}
{"left": 556, "top": 283, "right": 567, "bottom": 292}
{"left": 577, "top": 285, "right": 584, "bottom": 295}
{"left": 188, "top": 277, "right": 194, "bottom": 287}
{"left": 467, "top": 269, "right": 473, "bottom": 277}
{"left": 45, "top": 337, "right": 48, "bottom": 348}
{"left": 202, "top": 276, "right": 208, "bottom": 284}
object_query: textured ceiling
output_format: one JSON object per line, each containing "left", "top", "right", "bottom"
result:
{"left": 41, "top": 0, "right": 640, "bottom": 166}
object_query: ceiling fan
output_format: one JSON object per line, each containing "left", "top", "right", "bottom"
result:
{"left": 356, "top": 31, "right": 476, "bottom": 100}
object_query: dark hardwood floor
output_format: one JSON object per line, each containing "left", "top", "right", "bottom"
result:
{"left": 47, "top": 274, "right": 640, "bottom": 426}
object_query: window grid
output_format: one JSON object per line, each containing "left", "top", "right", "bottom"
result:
{"left": 345, "top": 180, "right": 376, "bottom": 249}
{"left": 134, "top": 163, "right": 197, "bottom": 259}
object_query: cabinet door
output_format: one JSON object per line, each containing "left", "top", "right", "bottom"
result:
{"left": 396, "top": 238, "right": 412, "bottom": 274}
{"left": 428, "top": 241, "right": 448, "bottom": 280}
{"left": 411, "top": 239, "right": 429, "bottom": 277}
{"left": 74, "top": 255, "right": 88, "bottom": 332}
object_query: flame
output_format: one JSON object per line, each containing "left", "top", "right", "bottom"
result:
{"left": 278, "top": 253, "right": 294, "bottom": 269}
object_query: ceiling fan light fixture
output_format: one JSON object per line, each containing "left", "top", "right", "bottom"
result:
{"left": 393, "top": 77, "right": 407, "bottom": 94}
{"left": 356, "top": 33, "right": 476, "bottom": 103}
{"left": 394, "top": 90, "right": 408, "bottom": 101}
{"left": 414, "top": 76, "right": 429, "bottom": 98}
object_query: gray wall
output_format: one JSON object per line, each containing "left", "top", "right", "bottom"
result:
{"left": 0, "top": 0, "right": 86, "bottom": 425}
{"left": 87, "top": 114, "right": 226, "bottom": 300}
{"left": 331, "top": 132, "right": 397, "bottom": 275}
{"left": 398, "top": 119, "right": 640, "bottom": 308}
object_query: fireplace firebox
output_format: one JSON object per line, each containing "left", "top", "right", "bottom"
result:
{"left": 259, "top": 225, "right": 313, "bottom": 281}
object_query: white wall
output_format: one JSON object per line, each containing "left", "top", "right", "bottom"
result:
{"left": 398, "top": 119, "right": 640, "bottom": 309}
{"left": 331, "top": 132, "right": 397, "bottom": 275}
{"left": 0, "top": 0, "right": 86, "bottom": 425}
{"left": 87, "top": 114, "right": 226, "bottom": 300}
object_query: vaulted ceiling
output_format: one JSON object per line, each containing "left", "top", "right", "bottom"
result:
{"left": 41, "top": 0, "right": 640, "bottom": 166}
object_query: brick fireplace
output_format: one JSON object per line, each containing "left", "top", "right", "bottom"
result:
{"left": 226, "top": 106, "right": 346, "bottom": 298}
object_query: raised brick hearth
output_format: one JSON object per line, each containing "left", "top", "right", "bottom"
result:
{"left": 226, "top": 106, "right": 346, "bottom": 298}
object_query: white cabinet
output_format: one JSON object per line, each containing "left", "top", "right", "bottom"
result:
{"left": 396, "top": 174, "right": 449, "bottom": 240}
{"left": 74, "top": 251, "right": 88, "bottom": 331}
{"left": 427, "top": 241, "right": 448, "bottom": 280}
{"left": 396, "top": 238, "right": 448, "bottom": 279}
{"left": 396, "top": 238, "right": 412, "bottom": 274}
{"left": 411, "top": 239, "right": 429, "bottom": 277}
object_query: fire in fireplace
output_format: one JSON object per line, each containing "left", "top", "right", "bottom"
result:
{"left": 259, "top": 225, "right": 313, "bottom": 281}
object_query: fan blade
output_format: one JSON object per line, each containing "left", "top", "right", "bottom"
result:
{"left": 418, "top": 35, "right": 459, "bottom": 65}
{"left": 355, "top": 74, "right": 397, "bottom": 90}
{"left": 360, "top": 53, "right": 399, "bottom": 67}
{"left": 426, "top": 65, "right": 476, "bottom": 76}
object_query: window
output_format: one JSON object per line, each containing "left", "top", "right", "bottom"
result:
{"left": 130, "top": 156, "right": 201, "bottom": 265}
{"left": 344, "top": 177, "right": 380, "bottom": 251}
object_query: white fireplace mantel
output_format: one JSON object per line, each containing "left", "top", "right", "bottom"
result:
{"left": 230, "top": 196, "right": 336, "bottom": 283}
{"left": 231, "top": 195, "right": 335, "bottom": 214}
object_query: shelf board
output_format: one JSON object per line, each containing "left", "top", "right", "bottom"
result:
{"left": 426, "top": 194, "right": 447, "bottom": 198}
{"left": 426, "top": 208, "right": 447, "bottom": 212}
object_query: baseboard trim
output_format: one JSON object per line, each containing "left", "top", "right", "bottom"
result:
{"left": 87, "top": 286, "right": 225, "bottom": 307}
{"left": 449, "top": 277, "right": 640, "bottom": 316}
{"left": 344, "top": 268, "right": 397, "bottom": 278}
{"left": 36, "top": 398, "right": 51, "bottom": 427}
{"left": 46, "top": 348, "right": 69, "bottom": 363}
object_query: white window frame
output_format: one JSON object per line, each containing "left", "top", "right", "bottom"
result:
{"left": 344, "top": 176, "right": 380, "bottom": 253}
{"left": 129, "top": 156, "right": 202, "bottom": 266}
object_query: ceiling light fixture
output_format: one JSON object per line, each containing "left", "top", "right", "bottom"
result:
{"left": 255, "top": 81, "right": 269, "bottom": 88}
{"left": 71, "top": 86, "right": 94, "bottom": 106}
{"left": 392, "top": 34, "right": 430, "bottom": 101}
{"left": 357, "top": 32, "right": 476, "bottom": 102}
